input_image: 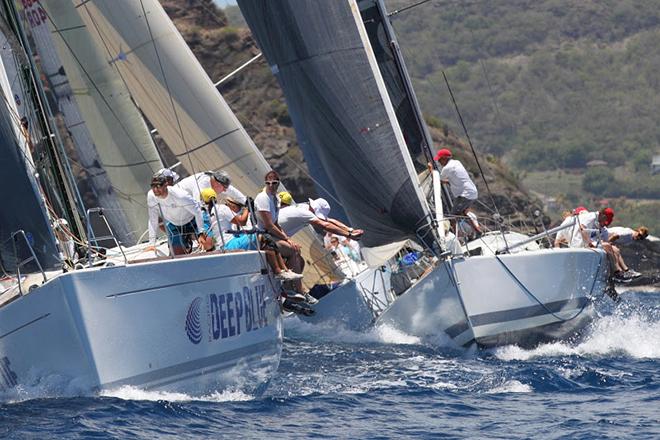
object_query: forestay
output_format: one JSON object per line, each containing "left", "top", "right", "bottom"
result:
{"left": 75, "top": 0, "right": 337, "bottom": 286}
{"left": 238, "top": 0, "right": 431, "bottom": 248}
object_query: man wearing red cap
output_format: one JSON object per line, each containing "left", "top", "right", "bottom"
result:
{"left": 434, "top": 148, "right": 481, "bottom": 236}
{"left": 575, "top": 207, "right": 637, "bottom": 282}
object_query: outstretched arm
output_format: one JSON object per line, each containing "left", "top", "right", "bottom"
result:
{"left": 312, "top": 218, "right": 363, "bottom": 239}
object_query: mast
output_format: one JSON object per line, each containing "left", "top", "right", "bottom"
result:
{"left": 372, "top": 0, "right": 436, "bottom": 164}
{"left": 359, "top": 0, "right": 454, "bottom": 210}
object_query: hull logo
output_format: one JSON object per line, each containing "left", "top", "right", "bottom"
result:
{"left": 185, "top": 297, "right": 203, "bottom": 344}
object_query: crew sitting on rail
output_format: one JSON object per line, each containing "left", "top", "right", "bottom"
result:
{"left": 199, "top": 188, "right": 300, "bottom": 283}
{"left": 607, "top": 225, "right": 649, "bottom": 246}
{"left": 147, "top": 174, "right": 206, "bottom": 255}
{"left": 569, "top": 207, "right": 640, "bottom": 283}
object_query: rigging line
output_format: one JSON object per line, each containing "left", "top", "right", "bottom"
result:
{"left": 388, "top": 0, "right": 434, "bottom": 18}
{"left": 214, "top": 53, "right": 262, "bottom": 87}
{"left": 78, "top": 5, "right": 168, "bottom": 169}
{"left": 225, "top": 97, "right": 346, "bottom": 208}
{"left": 441, "top": 71, "right": 501, "bottom": 218}
{"left": 37, "top": 1, "right": 160, "bottom": 174}
{"left": 138, "top": 0, "right": 198, "bottom": 184}
{"left": 457, "top": 0, "right": 515, "bottom": 139}
{"left": 2, "top": 6, "right": 84, "bottom": 222}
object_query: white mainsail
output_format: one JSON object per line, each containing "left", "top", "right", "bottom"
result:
{"left": 75, "top": 0, "right": 338, "bottom": 285}
{"left": 18, "top": 0, "right": 164, "bottom": 245}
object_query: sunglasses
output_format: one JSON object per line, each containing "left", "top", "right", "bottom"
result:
{"left": 265, "top": 180, "right": 280, "bottom": 186}
{"left": 150, "top": 183, "right": 164, "bottom": 188}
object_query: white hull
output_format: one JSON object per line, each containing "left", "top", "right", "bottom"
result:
{"left": 0, "top": 252, "right": 282, "bottom": 396}
{"left": 296, "top": 267, "right": 392, "bottom": 331}
{"left": 296, "top": 247, "right": 608, "bottom": 348}
{"left": 377, "top": 248, "right": 609, "bottom": 348}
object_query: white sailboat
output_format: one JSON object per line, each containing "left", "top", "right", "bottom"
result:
{"left": 237, "top": 0, "right": 611, "bottom": 348}
{"left": 0, "top": 0, "right": 282, "bottom": 396}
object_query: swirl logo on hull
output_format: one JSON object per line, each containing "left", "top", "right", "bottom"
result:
{"left": 185, "top": 297, "right": 203, "bottom": 344}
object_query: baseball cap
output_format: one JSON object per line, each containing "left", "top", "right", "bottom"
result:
{"left": 155, "top": 168, "right": 180, "bottom": 183}
{"left": 278, "top": 191, "right": 293, "bottom": 206}
{"left": 224, "top": 195, "right": 244, "bottom": 207}
{"left": 602, "top": 207, "right": 614, "bottom": 226}
{"left": 200, "top": 188, "right": 217, "bottom": 204}
{"left": 309, "top": 198, "right": 331, "bottom": 220}
{"left": 573, "top": 206, "right": 588, "bottom": 215}
{"left": 210, "top": 170, "right": 231, "bottom": 187}
{"left": 434, "top": 148, "right": 452, "bottom": 161}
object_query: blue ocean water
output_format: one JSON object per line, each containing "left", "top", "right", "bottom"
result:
{"left": 1, "top": 289, "right": 658, "bottom": 439}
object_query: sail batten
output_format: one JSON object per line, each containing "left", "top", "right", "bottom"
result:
{"left": 238, "top": 0, "right": 431, "bottom": 247}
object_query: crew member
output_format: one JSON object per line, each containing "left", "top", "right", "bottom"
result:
{"left": 147, "top": 174, "right": 206, "bottom": 255}
{"left": 278, "top": 192, "right": 364, "bottom": 241}
{"left": 177, "top": 170, "right": 246, "bottom": 205}
{"left": 255, "top": 171, "right": 309, "bottom": 300}
{"left": 434, "top": 148, "right": 482, "bottom": 236}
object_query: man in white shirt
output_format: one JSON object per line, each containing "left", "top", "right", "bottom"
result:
{"left": 278, "top": 194, "right": 364, "bottom": 240}
{"left": 254, "top": 171, "right": 308, "bottom": 299}
{"left": 176, "top": 170, "right": 246, "bottom": 206}
{"left": 575, "top": 207, "right": 640, "bottom": 281}
{"left": 435, "top": 148, "right": 482, "bottom": 236}
{"left": 607, "top": 226, "right": 649, "bottom": 246}
{"left": 147, "top": 174, "right": 206, "bottom": 255}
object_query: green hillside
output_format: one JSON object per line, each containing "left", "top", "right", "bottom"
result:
{"left": 384, "top": 0, "right": 659, "bottom": 229}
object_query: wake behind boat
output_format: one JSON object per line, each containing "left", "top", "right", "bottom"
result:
{"left": 238, "top": 0, "right": 614, "bottom": 348}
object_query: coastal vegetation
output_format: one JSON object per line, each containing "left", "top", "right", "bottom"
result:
{"left": 217, "top": 0, "right": 659, "bottom": 230}
{"left": 385, "top": 0, "right": 659, "bottom": 229}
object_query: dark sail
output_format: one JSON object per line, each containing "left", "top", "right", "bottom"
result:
{"left": 358, "top": 0, "right": 431, "bottom": 173}
{"left": 238, "top": 0, "right": 431, "bottom": 247}
{"left": 0, "top": 107, "right": 59, "bottom": 272}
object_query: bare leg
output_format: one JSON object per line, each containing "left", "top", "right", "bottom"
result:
{"left": 611, "top": 245, "right": 629, "bottom": 272}
{"left": 264, "top": 250, "right": 284, "bottom": 275}
{"left": 276, "top": 240, "right": 305, "bottom": 293}
{"left": 602, "top": 243, "right": 624, "bottom": 273}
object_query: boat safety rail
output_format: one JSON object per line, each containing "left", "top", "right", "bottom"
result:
{"left": 495, "top": 217, "right": 578, "bottom": 254}
{"left": 358, "top": 267, "right": 395, "bottom": 319}
{"left": 11, "top": 230, "right": 47, "bottom": 295}
{"left": 307, "top": 249, "right": 355, "bottom": 282}
{"left": 85, "top": 208, "right": 127, "bottom": 267}
{"left": 436, "top": 211, "right": 537, "bottom": 241}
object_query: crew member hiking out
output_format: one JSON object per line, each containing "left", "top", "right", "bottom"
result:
{"left": 278, "top": 191, "right": 364, "bottom": 241}
{"left": 199, "top": 188, "right": 300, "bottom": 282}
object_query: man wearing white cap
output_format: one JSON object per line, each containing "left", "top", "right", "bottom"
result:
{"left": 278, "top": 195, "right": 364, "bottom": 240}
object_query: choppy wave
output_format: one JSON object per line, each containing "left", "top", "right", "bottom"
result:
{"left": 100, "top": 386, "right": 254, "bottom": 403}
{"left": 495, "top": 299, "right": 660, "bottom": 361}
{"left": 1, "top": 290, "right": 657, "bottom": 439}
